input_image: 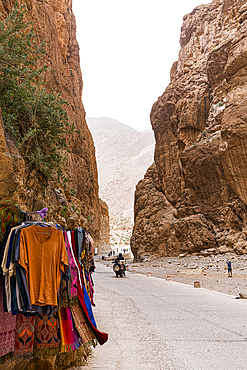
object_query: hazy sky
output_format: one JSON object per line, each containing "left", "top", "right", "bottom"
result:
{"left": 72, "top": 0, "right": 207, "bottom": 131}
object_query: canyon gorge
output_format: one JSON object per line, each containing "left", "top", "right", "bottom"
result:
{"left": 131, "top": 0, "right": 247, "bottom": 261}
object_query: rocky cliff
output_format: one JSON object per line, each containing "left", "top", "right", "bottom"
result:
{"left": 131, "top": 0, "right": 247, "bottom": 261}
{"left": 0, "top": 0, "right": 108, "bottom": 248}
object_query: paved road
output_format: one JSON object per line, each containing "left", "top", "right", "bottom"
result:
{"left": 72, "top": 262, "right": 247, "bottom": 370}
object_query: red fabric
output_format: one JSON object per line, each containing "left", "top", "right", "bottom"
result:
{"left": 14, "top": 314, "right": 35, "bottom": 354}
{"left": 71, "top": 231, "right": 108, "bottom": 345}
{"left": 59, "top": 307, "right": 82, "bottom": 353}
{"left": 77, "top": 278, "right": 108, "bottom": 345}
{"left": 0, "top": 282, "right": 16, "bottom": 356}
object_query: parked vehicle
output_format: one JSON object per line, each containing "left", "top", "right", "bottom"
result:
{"left": 113, "top": 257, "right": 127, "bottom": 278}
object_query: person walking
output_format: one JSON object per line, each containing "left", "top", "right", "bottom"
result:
{"left": 226, "top": 260, "right": 232, "bottom": 277}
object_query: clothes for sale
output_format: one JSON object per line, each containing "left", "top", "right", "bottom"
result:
{"left": 18, "top": 225, "right": 69, "bottom": 307}
{"left": 0, "top": 208, "right": 108, "bottom": 365}
{"left": 58, "top": 306, "right": 82, "bottom": 353}
{"left": 33, "top": 311, "right": 59, "bottom": 357}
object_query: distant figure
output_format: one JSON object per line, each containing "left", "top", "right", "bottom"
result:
{"left": 227, "top": 260, "right": 232, "bottom": 277}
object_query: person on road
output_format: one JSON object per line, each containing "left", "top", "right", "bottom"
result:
{"left": 115, "top": 253, "right": 124, "bottom": 263}
{"left": 226, "top": 260, "right": 232, "bottom": 277}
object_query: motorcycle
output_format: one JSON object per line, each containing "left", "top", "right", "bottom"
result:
{"left": 113, "top": 259, "right": 127, "bottom": 277}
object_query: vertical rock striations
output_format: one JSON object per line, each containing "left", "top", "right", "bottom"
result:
{"left": 0, "top": 0, "right": 108, "bottom": 248}
{"left": 131, "top": 0, "right": 247, "bottom": 260}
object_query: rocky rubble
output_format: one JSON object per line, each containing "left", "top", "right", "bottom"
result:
{"left": 127, "top": 254, "right": 247, "bottom": 298}
{"left": 131, "top": 0, "right": 247, "bottom": 261}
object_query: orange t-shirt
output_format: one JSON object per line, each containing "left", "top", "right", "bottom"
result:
{"left": 18, "top": 225, "right": 68, "bottom": 307}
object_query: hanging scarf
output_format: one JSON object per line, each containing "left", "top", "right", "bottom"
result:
{"left": 64, "top": 232, "right": 77, "bottom": 298}
{"left": 70, "top": 231, "right": 108, "bottom": 345}
{"left": 58, "top": 307, "right": 82, "bottom": 353}
{"left": 71, "top": 302, "right": 95, "bottom": 344}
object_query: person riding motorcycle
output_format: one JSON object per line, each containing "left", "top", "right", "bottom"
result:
{"left": 114, "top": 253, "right": 125, "bottom": 263}
{"left": 113, "top": 253, "right": 126, "bottom": 277}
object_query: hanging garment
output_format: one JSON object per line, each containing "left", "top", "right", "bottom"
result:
{"left": 18, "top": 225, "right": 69, "bottom": 307}
{"left": 71, "top": 302, "right": 96, "bottom": 344}
{"left": 0, "top": 281, "right": 16, "bottom": 357}
{"left": 69, "top": 232, "right": 108, "bottom": 345}
{"left": 14, "top": 313, "right": 36, "bottom": 356}
{"left": 58, "top": 307, "right": 82, "bottom": 353}
{"left": 64, "top": 231, "right": 77, "bottom": 298}
{"left": 33, "top": 311, "right": 59, "bottom": 357}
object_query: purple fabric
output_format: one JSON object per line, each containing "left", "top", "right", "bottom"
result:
{"left": 64, "top": 232, "right": 77, "bottom": 298}
{"left": 36, "top": 208, "right": 48, "bottom": 220}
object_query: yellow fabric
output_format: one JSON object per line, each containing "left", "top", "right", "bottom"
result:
{"left": 58, "top": 309, "right": 66, "bottom": 353}
{"left": 19, "top": 225, "right": 68, "bottom": 307}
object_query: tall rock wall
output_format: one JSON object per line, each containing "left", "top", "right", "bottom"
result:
{"left": 0, "top": 0, "right": 108, "bottom": 248}
{"left": 131, "top": 0, "right": 247, "bottom": 261}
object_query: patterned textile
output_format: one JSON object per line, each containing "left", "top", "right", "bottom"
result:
{"left": 71, "top": 303, "right": 96, "bottom": 343}
{"left": 64, "top": 232, "right": 77, "bottom": 298}
{"left": 0, "top": 207, "right": 25, "bottom": 243}
{"left": 58, "top": 307, "right": 82, "bottom": 353}
{"left": 71, "top": 232, "right": 108, "bottom": 345}
{"left": 33, "top": 311, "right": 59, "bottom": 356}
{"left": 59, "top": 279, "right": 69, "bottom": 307}
{"left": 14, "top": 314, "right": 35, "bottom": 354}
{"left": 0, "top": 281, "right": 16, "bottom": 356}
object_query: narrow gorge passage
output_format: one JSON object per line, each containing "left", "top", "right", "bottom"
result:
{"left": 80, "top": 263, "right": 247, "bottom": 370}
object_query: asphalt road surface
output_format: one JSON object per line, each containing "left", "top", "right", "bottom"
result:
{"left": 76, "top": 262, "right": 247, "bottom": 370}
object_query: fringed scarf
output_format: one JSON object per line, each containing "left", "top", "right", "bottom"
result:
{"left": 58, "top": 307, "right": 82, "bottom": 353}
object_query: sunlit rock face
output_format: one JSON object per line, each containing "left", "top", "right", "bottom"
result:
{"left": 131, "top": 0, "right": 247, "bottom": 261}
{"left": 0, "top": 0, "right": 107, "bottom": 247}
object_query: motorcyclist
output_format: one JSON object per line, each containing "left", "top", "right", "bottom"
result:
{"left": 113, "top": 253, "right": 126, "bottom": 276}
{"left": 114, "top": 253, "right": 124, "bottom": 263}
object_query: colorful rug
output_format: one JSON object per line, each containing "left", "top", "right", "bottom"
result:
{"left": 58, "top": 307, "right": 82, "bottom": 353}
{"left": 0, "top": 281, "right": 16, "bottom": 357}
{"left": 14, "top": 314, "right": 35, "bottom": 355}
{"left": 71, "top": 303, "right": 96, "bottom": 343}
{"left": 33, "top": 311, "right": 59, "bottom": 357}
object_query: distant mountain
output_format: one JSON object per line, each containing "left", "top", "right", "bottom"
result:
{"left": 87, "top": 117, "right": 155, "bottom": 218}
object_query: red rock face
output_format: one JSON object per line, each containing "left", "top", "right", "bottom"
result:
{"left": 0, "top": 0, "right": 107, "bottom": 247}
{"left": 131, "top": 0, "right": 247, "bottom": 260}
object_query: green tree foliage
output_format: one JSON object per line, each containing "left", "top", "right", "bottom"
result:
{"left": 0, "top": 3, "right": 73, "bottom": 182}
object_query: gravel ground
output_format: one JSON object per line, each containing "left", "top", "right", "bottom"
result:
{"left": 98, "top": 253, "right": 247, "bottom": 298}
